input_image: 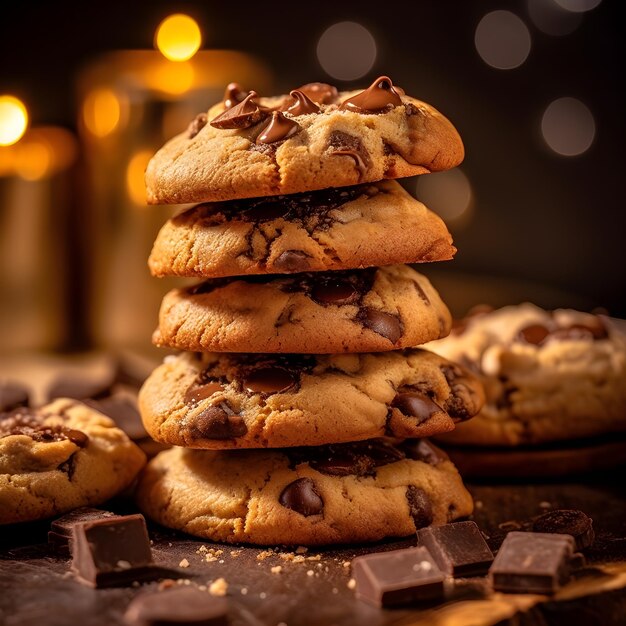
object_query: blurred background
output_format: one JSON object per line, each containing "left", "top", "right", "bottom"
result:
{"left": 1, "top": 0, "right": 624, "bottom": 359}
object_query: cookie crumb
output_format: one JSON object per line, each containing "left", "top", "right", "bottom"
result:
{"left": 306, "top": 554, "right": 321, "bottom": 561}
{"left": 230, "top": 550, "right": 242, "bottom": 557}
{"left": 347, "top": 578, "right": 356, "bottom": 590}
{"left": 295, "top": 546, "right": 308, "bottom": 554}
{"left": 179, "top": 558, "right": 190, "bottom": 568}
{"left": 257, "top": 549, "right": 274, "bottom": 561}
{"left": 271, "top": 566, "right": 282, "bottom": 574}
{"left": 342, "top": 561, "right": 350, "bottom": 568}
{"left": 158, "top": 579, "right": 176, "bottom": 590}
{"left": 209, "top": 578, "right": 228, "bottom": 596}
{"left": 196, "top": 545, "right": 208, "bottom": 554}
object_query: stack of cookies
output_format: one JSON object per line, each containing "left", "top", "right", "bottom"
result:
{"left": 136, "top": 76, "right": 485, "bottom": 546}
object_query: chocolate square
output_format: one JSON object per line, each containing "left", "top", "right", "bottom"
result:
{"left": 352, "top": 546, "right": 444, "bottom": 607}
{"left": 49, "top": 507, "right": 119, "bottom": 552}
{"left": 417, "top": 521, "right": 494, "bottom": 577}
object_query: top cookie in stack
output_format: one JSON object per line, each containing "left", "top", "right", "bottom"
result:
{"left": 137, "top": 77, "right": 483, "bottom": 545}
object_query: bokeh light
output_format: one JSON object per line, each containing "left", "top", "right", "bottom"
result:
{"left": 475, "top": 11, "right": 531, "bottom": 70}
{"left": 148, "top": 61, "right": 195, "bottom": 96}
{"left": 155, "top": 14, "right": 202, "bottom": 62}
{"left": 416, "top": 169, "right": 474, "bottom": 226}
{"left": 14, "top": 140, "right": 51, "bottom": 180}
{"left": 126, "top": 149, "right": 153, "bottom": 205}
{"left": 83, "top": 88, "right": 124, "bottom": 137}
{"left": 527, "top": 0, "right": 583, "bottom": 36}
{"left": 0, "top": 95, "right": 29, "bottom": 146}
{"left": 541, "top": 97, "right": 595, "bottom": 156}
{"left": 317, "top": 22, "right": 377, "bottom": 81}
{"left": 553, "top": 0, "right": 602, "bottom": 12}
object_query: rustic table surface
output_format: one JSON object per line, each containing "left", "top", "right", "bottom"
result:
{"left": 2, "top": 475, "right": 626, "bottom": 626}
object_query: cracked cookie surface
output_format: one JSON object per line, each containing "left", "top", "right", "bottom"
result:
{"left": 425, "top": 304, "right": 626, "bottom": 446}
{"left": 138, "top": 349, "right": 484, "bottom": 449}
{"left": 149, "top": 180, "right": 455, "bottom": 278}
{"left": 153, "top": 265, "right": 451, "bottom": 354}
{"left": 0, "top": 398, "right": 146, "bottom": 524}
{"left": 145, "top": 78, "right": 464, "bottom": 204}
{"left": 136, "top": 439, "right": 473, "bottom": 545}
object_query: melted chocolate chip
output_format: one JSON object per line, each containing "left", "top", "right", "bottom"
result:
{"left": 441, "top": 364, "right": 475, "bottom": 422}
{"left": 187, "top": 113, "right": 207, "bottom": 139}
{"left": 517, "top": 324, "right": 551, "bottom": 345}
{"left": 279, "top": 478, "right": 324, "bottom": 516}
{"left": 184, "top": 382, "right": 225, "bottom": 404}
{"left": 243, "top": 367, "right": 296, "bottom": 394}
{"left": 66, "top": 429, "right": 89, "bottom": 447}
{"left": 340, "top": 76, "right": 403, "bottom": 114}
{"left": 256, "top": 111, "right": 301, "bottom": 144}
{"left": 210, "top": 91, "right": 268, "bottom": 130}
{"left": 297, "top": 82, "right": 338, "bottom": 104}
{"left": 401, "top": 439, "right": 449, "bottom": 465}
{"left": 287, "top": 90, "right": 320, "bottom": 116}
{"left": 310, "top": 279, "right": 359, "bottom": 306}
{"left": 360, "top": 308, "right": 403, "bottom": 343}
{"left": 0, "top": 409, "right": 89, "bottom": 446}
{"left": 194, "top": 403, "right": 247, "bottom": 439}
{"left": 328, "top": 131, "right": 371, "bottom": 179}
{"left": 273, "top": 250, "right": 312, "bottom": 273}
{"left": 406, "top": 485, "right": 434, "bottom": 529}
{"left": 222, "top": 82, "right": 247, "bottom": 109}
{"left": 392, "top": 392, "right": 443, "bottom": 424}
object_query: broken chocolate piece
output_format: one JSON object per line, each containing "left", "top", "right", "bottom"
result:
{"left": 49, "top": 507, "right": 120, "bottom": 552}
{"left": 87, "top": 395, "right": 147, "bottom": 440}
{"left": 340, "top": 76, "right": 403, "bottom": 114}
{"left": 194, "top": 403, "right": 247, "bottom": 439}
{"left": 532, "top": 510, "right": 595, "bottom": 551}
{"left": 124, "top": 587, "right": 229, "bottom": 626}
{"left": 210, "top": 91, "right": 267, "bottom": 130}
{"left": 71, "top": 514, "right": 155, "bottom": 588}
{"left": 0, "top": 380, "right": 30, "bottom": 412}
{"left": 256, "top": 111, "right": 301, "bottom": 144}
{"left": 279, "top": 477, "right": 323, "bottom": 516}
{"left": 489, "top": 531, "right": 578, "bottom": 594}
{"left": 417, "top": 521, "right": 494, "bottom": 577}
{"left": 352, "top": 546, "right": 444, "bottom": 607}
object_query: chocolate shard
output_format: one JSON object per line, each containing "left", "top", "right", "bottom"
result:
{"left": 71, "top": 514, "right": 156, "bottom": 588}
{"left": 532, "top": 509, "right": 595, "bottom": 551}
{"left": 210, "top": 91, "right": 267, "bottom": 130}
{"left": 0, "top": 380, "right": 30, "bottom": 412}
{"left": 417, "top": 521, "right": 494, "bottom": 577}
{"left": 49, "top": 507, "right": 120, "bottom": 553}
{"left": 124, "top": 587, "right": 229, "bottom": 626}
{"left": 489, "top": 531, "right": 577, "bottom": 594}
{"left": 279, "top": 477, "right": 323, "bottom": 516}
{"left": 352, "top": 546, "right": 445, "bottom": 607}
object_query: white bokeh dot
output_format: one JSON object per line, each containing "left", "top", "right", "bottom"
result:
{"left": 527, "top": 0, "right": 583, "bottom": 36}
{"left": 416, "top": 169, "right": 473, "bottom": 226}
{"left": 475, "top": 11, "right": 531, "bottom": 70}
{"left": 541, "top": 97, "right": 595, "bottom": 156}
{"left": 317, "top": 22, "right": 377, "bottom": 81}
{"left": 553, "top": 0, "right": 602, "bottom": 12}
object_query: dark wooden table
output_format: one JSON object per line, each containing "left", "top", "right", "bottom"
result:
{"left": 2, "top": 475, "right": 626, "bottom": 626}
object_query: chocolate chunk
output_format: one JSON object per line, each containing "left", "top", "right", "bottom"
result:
{"left": 287, "top": 89, "right": 320, "bottom": 115}
{"left": 0, "top": 380, "right": 30, "bottom": 412}
{"left": 359, "top": 308, "right": 402, "bottom": 343}
{"left": 402, "top": 439, "right": 449, "bottom": 465}
{"left": 311, "top": 279, "right": 359, "bottom": 306}
{"left": 0, "top": 409, "right": 89, "bottom": 446}
{"left": 328, "top": 130, "right": 371, "bottom": 179}
{"left": 517, "top": 324, "right": 551, "bottom": 346}
{"left": 71, "top": 514, "right": 155, "bottom": 588}
{"left": 340, "top": 76, "right": 403, "bottom": 114}
{"left": 406, "top": 485, "right": 434, "bottom": 529}
{"left": 210, "top": 91, "right": 267, "bottom": 130}
{"left": 184, "top": 382, "right": 225, "bottom": 405}
{"left": 47, "top": 371, "right": 114, "bottom": 402}
{"left": 194, "top": 403, "right": 247, "bottom": 439}
{"left": 87, "top": 395, "right": 147, "bottom": 440}
{"left": 66, "top": 428, "right": 89, "bottom": 447}
{"left": 352, "top": 546, "right": 444, "bottom": 607}
{"left": 273, "top": 250, "right": 311, "bottom": 273}
{"left": 392, "top": 392, "right": 443, "bottom": 424}
{"left": 279, "top": 478, "right": 323, "bottom": 516}
{"left": 297, "top": 82, "right": 338, "bottom": 104}
{"left": 489, "top": 531, "right": 578, "bottom": 594}
{"left": 49, "top": 508, "right": 119, "bottom": 552}
{"left": 187, "top": 113, "right": 207, "bottom": 139}
{"left": 417, "top": 521, "right": 494, "bottom": 577}
{"left": 256, "top": 111, "right": 301, "bottom": 144}
{"left": 532, "top": 510, "right": 595, "bottom": 551}
{"left": 222, "top": 82, "right": 246, "bottom": 109}
{"left": 441, "top": 364, "right": 477, "bottom": 422}
{"left": 124, "top": 587, "right": 229, "bottom": 626}
{"left": 243, "top": 366, "right": 296, "bottom": 394}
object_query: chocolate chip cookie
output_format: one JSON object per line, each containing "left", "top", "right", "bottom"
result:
{"left": 145, "top": 77, "right": 464, "bottom": 204}
{"left": 425, "top": 304, "right": 626, "bottom": 446}
{"left": 148, "top": 180, "right": 455, "bottom": 278}
{"left": 0, "top": 398, "right": 146, "bottom": 524}
{"left": 136, "top": 439, "right": 473, "bottom": 545}
{"left": 153, "top": 265, "right": 451, "bottom": 354}
{"left": 138, "top": 349, "right": 484, "bottom": 449}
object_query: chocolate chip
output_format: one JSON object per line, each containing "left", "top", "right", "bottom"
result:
{"left": 297, "top": 82, "right": 338, "bottom": 104}
{"left": 360, "top": 308, "right": 403, "bottom": 343}
{"left": 222, "top": 82, "right": 247, "bottom": 109}
{"left": 273, "top": 250, "right": 311, "bottom": 273}
{"left": 279, "top": 478, "right": 323, "bottom": 516}
{"left": 187, "top": 113, "right": 207, "bottom": 138}
{"left": 0, "top": 380, "right": 30, "bottom": 412}
{"left": 392, "top": 392, "right": 443, "bottom": 424}
{"left": 328, "top": 130, "right": 371, "bottom": 179}
{"left": 287, "top": 90, "right": 320, "bottom": 115}
{"left": 340, "top": 76, "right": 403, "bottom": 114}
{"left": 401, "top": 439, "right": 449, "bottom": 465}
{"left": 311, "top": 279, "right": 359, "bottom": 305}
{"left": 406, "top": 485, "right": 433, "bottom": 529}
{"left": 517, "top": 324, "right": 551, "bottom": 345}
{"left": 184, "top": 382, "right": 225, "bottom": 405}
{"left": 243, "top": 367, "right": 296, "bottom": 394}
{"left": 210, "top": 91, "right": 268, "bottom": 130}
{"left": 441, "top": 364, "right": 477, "bottom": 422}
{"left": 256, "top": 111, "right": 301, "bottom": 144}
{"left": 194, "top": 403, "right": 247, "bottom": 439}
{"left": 532, "top": 510, "right": 595, "bottom": 551}
{"left": 66, "top": 429, "right": 89, "bottom": 447}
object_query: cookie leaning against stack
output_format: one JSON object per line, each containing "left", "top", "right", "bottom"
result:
{"left": 136, "top": 76, "right": 484, "bottom": 545}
